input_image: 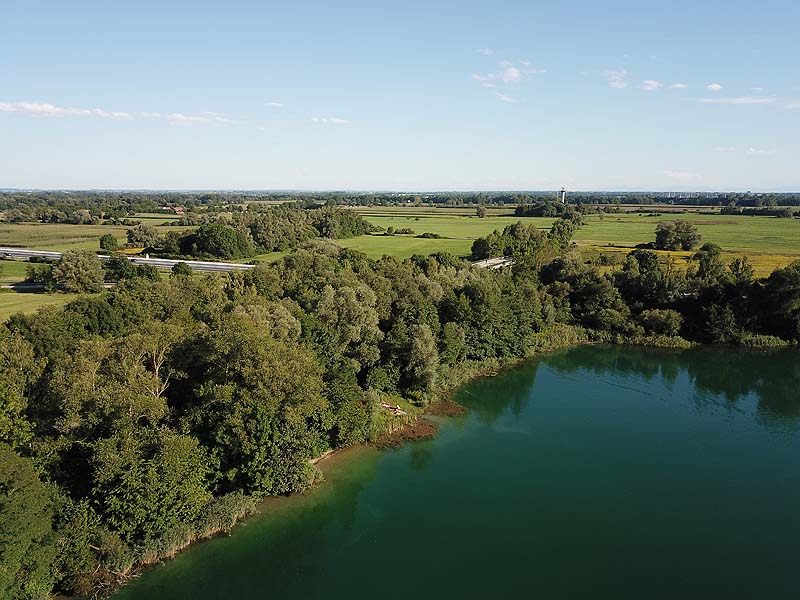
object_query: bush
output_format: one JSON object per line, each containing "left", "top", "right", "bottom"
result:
{"left": 194, "top": 492, "right": 257, "bottom": 539}
{"left": 99, "top": 234, "right": 119, "bottom": 252}
{"left": 639, "top": 309, "right": 683, "bottom": 336}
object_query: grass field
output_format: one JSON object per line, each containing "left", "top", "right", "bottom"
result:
{"left": 0, "top": 259, "right": 31, "bottom": 283}
{"left": 0, "top": 220, "right": 192, "bottom": 252}
{"left": 0, "top": 291, "right": 76, "bottom": 321}
{"left": 343, "top": 207, "right": 800, "bottom": 276}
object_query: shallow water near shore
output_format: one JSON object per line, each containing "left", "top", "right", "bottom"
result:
{"left": 116, "top": 345, "right": 800, "bottom": 599}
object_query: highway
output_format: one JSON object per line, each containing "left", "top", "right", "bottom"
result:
{"left": 0, "top": 247, "right": 256, "bottom": 272}
{"left": 1, "top": 246, "right": 510, "bottom": 272}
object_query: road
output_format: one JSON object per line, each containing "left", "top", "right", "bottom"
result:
{"left": 1, "top": 246, "right": 510, "bottom": 272}
{"left": 0, "top": 247, "right": 256, "bottom": 272}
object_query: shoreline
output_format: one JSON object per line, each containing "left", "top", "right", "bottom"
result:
{"left": 111, "top": 337, "right": 588, "bottom": 597}
{"left": 109, "top": 334, "right": 706, "bottom": 597}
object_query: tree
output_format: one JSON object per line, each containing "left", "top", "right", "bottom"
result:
{"left": 25, "top": 263, "right": 55, "bottom": 291}
{"left": 405, "top": 323, "right": 439, "bottom": 399}
{"left": 171, "top": 262, "right": 193, "bottom": 278}
{"left": 0, "top": 330, "right": 43, "bottom": 448}
{"left": 126, "top": 224, "right": 160, "bottom": 248}
{"left": 52, "top": 250, "right": 105, "bottom": 293}
{"left": 674, "top": 220, "right": 702, "bottom": 250}
{"left": 92, "top": 429, "right": 211, "bottom": 545}
{"left": 99, "top": 234, "right": 119, "bottom": 253}
{"left": 0, "top": 444, "right": 59, "bottom": 600}
{"left": 729, "top": 256, "right": 754, "bottom": 285}
{"left": 316, "top": 284, "right": 383, "bottom": 371}
{"left": 179, "top": 223, "right": 254, "bottom": 259}
{"left": 476, "top": 206, "right": 487, "bottom": 218}
{"left": 655, "top": 220, "right": 701, "bottom": 251}
{"left": 693, "top": 243, "right": 728, "bottom": 285}
{"left": 759, "top": 261, "right": 800, "bottom": 341}
{"left": 639, "top": 309, "right": 683, "bottom": 336}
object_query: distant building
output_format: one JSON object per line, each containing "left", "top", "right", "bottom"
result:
{"left": 559, "top": 187, "right": 567, "bottom": 203}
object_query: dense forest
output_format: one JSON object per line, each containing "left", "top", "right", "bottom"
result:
{"left": 2, "top": 212, "right": 800, "bottom": 598}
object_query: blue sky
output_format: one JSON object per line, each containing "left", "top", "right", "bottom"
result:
{"left": 1, "top": 0, "right": 798, "bottom": 191}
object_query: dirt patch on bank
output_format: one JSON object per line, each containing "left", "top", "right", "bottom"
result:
{"left": 425, "top": 398, "right": 468, "bottom": 417}
{"left": 373, "top": 418, "right": 438, "bottom": 448}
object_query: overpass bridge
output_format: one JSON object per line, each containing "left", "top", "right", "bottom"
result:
{"left": 472, "top": 256, "right": 515, "bottom": 269}
{"left": 0, "top": 247, "right": 256, "bottom": 272}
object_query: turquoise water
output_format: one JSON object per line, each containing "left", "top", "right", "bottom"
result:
{"left": 117, "top": 345, "right": 800, "bottom": 599}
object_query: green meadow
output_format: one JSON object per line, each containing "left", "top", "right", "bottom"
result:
{"left": 342, "top": 208, "right": 800, "bottom": 276}
{"left": 0, "top": 291, "right": 75, "bottom": 321}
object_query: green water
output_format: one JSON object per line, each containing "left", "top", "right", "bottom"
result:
{"left": 117, "top": 345, "right": 800, "bottom": 599}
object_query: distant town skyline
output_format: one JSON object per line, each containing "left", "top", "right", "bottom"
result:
{"left": 1, "top": 0, "right": 798, "bottom": 191}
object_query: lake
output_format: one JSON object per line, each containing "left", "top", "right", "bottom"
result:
{"left": 117, "top": 345, "right": 800, "bottom": 599}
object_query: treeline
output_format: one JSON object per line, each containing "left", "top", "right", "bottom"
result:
{"left": 122, "top": 207, "right": 378, "bottom": 259}
{"left": 0, "top": 192, "right": 220, "bottom": 224}
{"left": 5, "top": 191, "right": 800, "bottom": 225}
{"left": 720, "top": 204, "right": 797, "bottom": 217}
{"left": 470, "top": 220, "right": 800, "bottom": 344}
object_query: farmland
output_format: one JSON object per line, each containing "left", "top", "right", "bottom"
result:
{"left": 1, "top": 206, "right": 798, "bottom": 282}
{"left": 340, "top": 207, "right": 800, "bottom": 276}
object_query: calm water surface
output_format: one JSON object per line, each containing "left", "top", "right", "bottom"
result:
{"left": 117, "top": 345, "right": 800, "bottom": 599}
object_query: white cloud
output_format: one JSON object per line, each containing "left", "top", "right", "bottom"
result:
{"left": 501, "top": 65, "right": 522, "bottom": 83}
{"left": 472, "top": 61, "right": 545, "bottom": 88}
{"left": 604, "top": 69, "right": 628, "bottom": 89}
{"left": 670, "top": 83, "right": 688, "bottom": 89}
{"left": 311, "top": 117, "right": 350, "bottom": 125}
{"left": 715, "top": 145, "right": 772, "bottom": 156}
{"left": 664, "top": 170, "right": 702, "bottom": 182}
{"left": 641, "top": 80, "right": 663, "bottom": 91}
{"left": 751, "top": 87, "right": 764, "bottom": 93}
{"left": 0, "top": 101, "right": 235, "bottom": 126}
{"left": 265, "top": 101, "right": 284, "bottom": 108}
{"left": 0, "top": 101, "right": 132, "bottom": 119}
{"left": 706, "top": 83, "right": 723, "bottom": 92}
{"left": 697, "top": 96, "right": 775, "bottom": 105}
{"left": 477, "top": 48, "right": 493, "bottom": 56}
{"left": 495, "top": 92, "right": 517, "bottom": 103}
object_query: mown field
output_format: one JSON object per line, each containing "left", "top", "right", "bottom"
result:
{"left": 0, "top": 259, "right": 31, "bottom": 283}
{"left": 0, "top": 291, "right": 75, "bottom": 321}
{"left": 0, "top": 214, "right": 189, "bottom": 253}
{"left": 343, "top": 207, "right": 800, "bottom": 276}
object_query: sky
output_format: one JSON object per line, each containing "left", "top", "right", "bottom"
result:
{"left": 1, "top": 0, "right": 798, "bottom": 191}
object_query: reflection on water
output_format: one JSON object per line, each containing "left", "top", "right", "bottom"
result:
{"left": 468, "top": 345, "right": 800, "bottom": 429}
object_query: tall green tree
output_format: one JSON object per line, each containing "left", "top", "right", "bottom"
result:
{"left": 52, "top": 250, "right": 105, "bottom": 293}
{"left": 0, "top": 330, "right": 43, "bottom": 448}
{"left": 0, "top": 444, "right": 59, "bottom": 600}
